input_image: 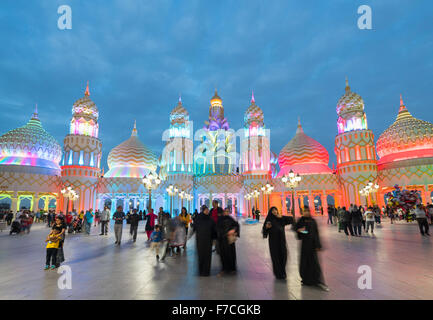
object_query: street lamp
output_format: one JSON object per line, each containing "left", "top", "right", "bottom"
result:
{"left": 142, "top": 172, "right": 161, "bottom": 210}
{"left": 252, "top": 189, "right": 260, "bottom": 212}
{"left": 260, "top": 183, "right": 274, "bottom": 212}
{"left": 244, "top": 193, "right": 252, "bottom": 217}
{"left": 359, "top": 180, "right": 379, "bottom": 206}
{"left": 166, "top": 184, "right": 178, "bottom": 216}
{"left": 281, "top": 169, "right": 302, "bottom": 216}
{"left": 61, "top": 186, "right": 79, "bottom": 214}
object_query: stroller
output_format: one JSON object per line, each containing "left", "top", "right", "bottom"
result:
{"left": 10, "top": 220, "right": 21, "bottom": 235}
{"left": 72, "top": 219, "right": 82, "bottom": 233}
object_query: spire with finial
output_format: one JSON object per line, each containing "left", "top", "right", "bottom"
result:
{"left": 251, "top": 90, "right": 255, "bottom": 104}
{"left": 32, "top": 103, "right": 39, "bottom": 120}
{"left": 178, "top": 94, "right": 182, "bottom": 104}
{"left": 345, "top": 76, "right": 350, "bottom": 92}
{"left": 84, "top": 80, "right": 90, "bottom": 96}
{"left": 296, "top": 117, "right": 304, "bottom": 134}
{"left": 131, "top": 120, "right": 138, "bottom": 136}
{"left": 399, "top": 94, "right": 407, "bottom": 112}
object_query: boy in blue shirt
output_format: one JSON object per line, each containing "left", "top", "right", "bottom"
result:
{"left": 150, "top": 225, "right": 162, "bottom": 260}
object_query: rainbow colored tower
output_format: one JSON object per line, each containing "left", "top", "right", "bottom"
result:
{"left": 61, "top": 82, "right": 102, "bottom": 212}
{"left": 334, "top": 78, "right": 378, "bottom": 206}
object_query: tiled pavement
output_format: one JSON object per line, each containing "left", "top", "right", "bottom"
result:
{"left": 0, "top": 216, "right": 432, "bottom": 300}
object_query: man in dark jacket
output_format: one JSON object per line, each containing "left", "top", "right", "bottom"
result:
{"left": 129, "top": 209, "right": 140, "bottom": 242}
{"left": 342, "top": 207, "right": 354, "bottom": 236}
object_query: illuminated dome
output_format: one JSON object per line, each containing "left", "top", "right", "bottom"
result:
{"left": 170, "top": 96, "right": 189, "bottom": 125}
{"left": 70, "top": 82, "right": 99, "bottom": 137}
{"left": 278, "top": 119, "right": 331, "bottom": 175}
{"left": 336, "top": 78, "right": 364, "bottom": 116}
{"left": 210, "top": 90, "right": 222, "bottom": 106}
{"left": 105, "top": 121, "right": 158, "bottom": 178}
{"left": 244, "top": 92, "right": 264, "bottom": 128}
{"left": 376, "top": 95, "right": 433, "bottom": 164}
{"left": 0, "top": 106, "right": 62, "bottom": 171}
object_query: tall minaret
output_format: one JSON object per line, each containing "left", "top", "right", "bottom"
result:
{"left": 161, "top": 96, "right": 194, "bottom": 214}
{"left": 334, "top": 78, "right": 378, "bottom": 206}
{"left": 61, "top": 82, "right": 102, "bottom": 212}
{"left": 241, "top": 92, "right": 271, "bottom": 216}
{"left": 162, "top": 96, "right": 193, "bottom": 174}
{"left": 241, "top": 91, "right": 270, "bottom": 174}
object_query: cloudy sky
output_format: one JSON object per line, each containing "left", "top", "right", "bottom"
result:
{"left": 0, "top": 0, "right": 432, "bottom": 171}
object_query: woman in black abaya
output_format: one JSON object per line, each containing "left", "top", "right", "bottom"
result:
{"left": 295, "top": 208, "right": 329, "bottom": 291}
{"left": 262, "top": 207, "right": 294, "bottom": 280}
{"left": 192, "top": 205, "right": 217, "bottom": 276}
{"left": 217, "top": 208, "right": 240, "bottom": 275}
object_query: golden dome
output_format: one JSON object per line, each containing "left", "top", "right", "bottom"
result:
{"left": 210, "top": 89, "right": 222, "bottom": 106}
{"left": 278, "top": 119, "right": 331, "bottom": 175}
{"left": 105, "top": 121, "right": 158, "bottom": 178}
{"left": 336, "top": 78, "right": 364, "bottom": 116}
{"left": 376, "top": 95, "right": 433, "bottom": 164}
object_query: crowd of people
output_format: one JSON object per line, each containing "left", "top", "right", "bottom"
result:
{"left": 323, "top": 203, "right": 432, "bottom": 237}
{"left": 3, "top": 197, "right": 433, "bottom": 290}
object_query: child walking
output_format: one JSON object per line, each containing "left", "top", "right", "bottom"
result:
{"left": 150, "top": 225, "right": 163, "bottom": 261}
{"left": 45, "top": 229, "right": 60, "bottom": 270}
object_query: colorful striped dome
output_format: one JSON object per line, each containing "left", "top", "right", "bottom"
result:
{"left": 244, "top": 92, "right": 264, "bottom": 128}
{"left": 376, "top": 95, "right": 433, "bottom": 164}
{"left": 105, "top": 121, "right": 158, "bottom": 178}
{"left": 0, "top": 107, "right": 62, "bottom": 171}
{"left": 278, "top": 120, "right": 331, "bottom": 175}
{"left": 336, "top": 78, "right": 364, "bottom": 116}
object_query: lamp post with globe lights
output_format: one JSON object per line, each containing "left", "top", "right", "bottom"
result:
{"left": 166, "top": 185, "right": 177, "bottom": 215}
{"left": 359, "top": 180, "right": 379, "bottom": 206}
{"left": 61, "top": 186, "right": 79, "bottom": 214}
{"left": 142, "top": 172, "right": 162, "bottom": 210}
{"left": 260, "top": 183, "right": 275, "bottom": 212}
{"left": 281, "top": 169, "right": 302, "bottom": 216}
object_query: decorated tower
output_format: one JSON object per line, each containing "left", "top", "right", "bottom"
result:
{"left": 334, "top": 78, "right": 378, "bottom": 206}
{"left": 240, "top": 92, "right": 270, "bottom": 175}
{"left": 240, "top": 92, "right": 271, "bottom": 215}
{"left": 161, "top": 97, "right": 193, "bottom": 175}
{"left": 61, "top": 82, "right": 102, "bottom": 212}
{"left": 161, "top": 97, "right": 194, "bottom": 214}
{"left": 195, "top": 90, "right": 236, "bottom": 175}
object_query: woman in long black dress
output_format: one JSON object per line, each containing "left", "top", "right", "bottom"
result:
{"left": 295, "top": 208, "right": 329, "bottom": 291}
{"left": 217, "top": 208, "right": 240, "bottom": 275}
{"left": 193, "top": 205, "right": 217, "bottom": 276}
{"left": 262, "top": 206, "right": 294, "bottom": 280}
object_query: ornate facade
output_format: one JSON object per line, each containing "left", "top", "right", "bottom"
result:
{"left": 1, "top": 79, "right": 433, "bottom": 216}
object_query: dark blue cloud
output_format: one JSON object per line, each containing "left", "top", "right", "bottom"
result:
{"left": 0, "top": 0, "right": 432, "bottom": 171}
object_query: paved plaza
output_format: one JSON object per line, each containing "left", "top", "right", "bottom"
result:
{"left": 1, "top": 216, "right": 433, "bottom": 300}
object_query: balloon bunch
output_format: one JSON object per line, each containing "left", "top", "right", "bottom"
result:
{"left": 385, "top": 184, "right": 421, "bottom": 213}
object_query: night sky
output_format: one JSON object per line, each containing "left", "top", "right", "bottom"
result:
{"left": 1, "top": 0, "right": 432, "bottom": 171}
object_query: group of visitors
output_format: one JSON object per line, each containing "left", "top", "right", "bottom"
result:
{"left": 192, "top": 200, "right": 240, "bottom": 277}
{"left": 330, "top": 204, "right": 382, "bottom": 236}
{"left": 262, "top": 206, "right": 329, "bottom": 291}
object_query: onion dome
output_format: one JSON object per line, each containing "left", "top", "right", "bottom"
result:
{"left": 72, "top": 81, "right": 99, "bottom": 121}
{"left": 210, "top": 89, "right": 222, "bottom": 106}
{"left": 376, "top": 95, "right": 433, "bottom": 164}
{"left": 244, "top": 91, "right": 264, "bottom": 128}
{"left": 336, "top": 77, "right": 365, "bottom": 116}
{"left": 0, "top": 105, "right": 62, "bottom": 171}
{"left": 105, "top": 121, "right": 158, "bottom": 178}
{"left": 170, "top": 96, "right": 189, "bottom": 125}
{"left": 278, "top": 119, "right": 331, "bottom": 175}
